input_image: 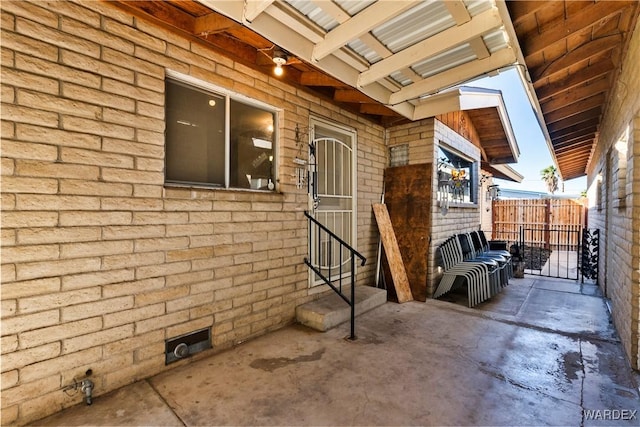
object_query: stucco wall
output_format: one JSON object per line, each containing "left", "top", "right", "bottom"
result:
{"left": 585, "top": 17, "right": 640, "bottom": 369}
{"left": 0, "top": 1, "right": 387, "bottom": 424}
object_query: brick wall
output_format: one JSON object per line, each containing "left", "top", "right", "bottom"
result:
{"left": 429, "top": 119, "right": 482, "bottom": 296}
{"left": 585, "top": 17, "right": 640, "bottom": 369}
{"left": 387, "top": 118, "right": 482, "bottom": 297}
{"left": 0, "top": 1, "right": 386, "bottom": 424}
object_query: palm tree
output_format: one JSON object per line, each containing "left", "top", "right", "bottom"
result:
{"left": 540, "top": 165, "right": 558, "bottom": 194}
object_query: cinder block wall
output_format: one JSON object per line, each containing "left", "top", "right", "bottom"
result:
{"left": 0, "top": 1, "right": 386, "bottom": 424}
{"left": 586, "top": 17, "right": 640, "bottom": 369}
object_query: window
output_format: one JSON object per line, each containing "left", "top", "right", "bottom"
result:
{"left": 437, "top": 146, "right": 477, "bottom": 204}
{"left": 165, "top": 77, "right": 276, "bottom": 190}
{"left": 389, "top": 144, "right": 408, "bottom": 167}
{"left": 613, "top": 125, "right": 629, "bottom": 205}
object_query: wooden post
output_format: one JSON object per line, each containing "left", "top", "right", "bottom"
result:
{"left": 544, "top": 198, "right": 551, "bottom": 250}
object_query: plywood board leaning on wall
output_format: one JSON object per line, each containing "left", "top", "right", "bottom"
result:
{"left": 372, "top": 203, "right": 413, "bottom": 303}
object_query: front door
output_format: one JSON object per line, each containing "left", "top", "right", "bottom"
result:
{"left": 308, "top": 117, "right": 357, "bottom": 286}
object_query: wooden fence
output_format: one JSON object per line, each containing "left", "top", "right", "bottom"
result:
{"left": 492, "top": 198, "right": 586, "bottom": 249}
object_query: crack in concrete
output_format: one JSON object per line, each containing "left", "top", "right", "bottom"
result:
{"left": 146, "top": 379, "right": 188, "bottom": 427}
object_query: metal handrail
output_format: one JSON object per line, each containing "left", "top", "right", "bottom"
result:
{"left": 303, "top": 211, "right": 366, "bottom": 340}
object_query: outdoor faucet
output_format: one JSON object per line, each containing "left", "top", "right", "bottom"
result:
{"left": 80, "top": 378, "right": 94, "bottom": 405}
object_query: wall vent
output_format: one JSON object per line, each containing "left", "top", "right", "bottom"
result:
{"left": 165, "top": 328, "right": 211, "bottom": 365}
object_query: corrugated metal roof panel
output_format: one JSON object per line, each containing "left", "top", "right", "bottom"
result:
{"left": 483, "top": 29, "right": 509, "bottom": 53}
{"left": 348, "top": 39, "right": 382, "bottom": 64}
{"left": 390, "top": 71, "right": 412, "bottom": 87}
{"left": 283, "top": 0, "right": 338, "bottom": 31}
{"left": 372, "top": 1, "right": 455, "bottom": 53}
{"left": 465, "top": 0, "right": 494, "bottom": 17}
{"left": 334, "top": 0, "right": 374, "bottom": 16}
{"left": 413, "top": 43, "right": 476, "bottom": 79}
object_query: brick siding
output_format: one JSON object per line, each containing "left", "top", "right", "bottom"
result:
{"left": 0, "top": 1, "right": 386, "bottom": 424}
{"left": 585, "top": 17, "right": 640, "bottom": 369}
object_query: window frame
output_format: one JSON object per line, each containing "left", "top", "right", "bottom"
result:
{"left": 436, "top": 144, "right": 478, "bottom": 205}
{"left": 165, "top": 70, "right": 280, "bottom": 191}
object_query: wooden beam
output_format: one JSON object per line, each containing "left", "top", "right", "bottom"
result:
{"left": 300, "top": 71, "right": 348, "bottom": 87}
{"left": 312, "top": 1, "right": 418, "bottom": 61}
{"left": 359, "top": 33, "right": 423, "bottom": 83}
{"left": 530, "top": 34, "right": 621, "bottom": 81}
{"left": 358, "top": 7, "right": 502, "bottom": 87}
{"left": 243, "top": 0, "right": 275, "bottom": 22}
{"left": 372, "top": 203, "right": 413, "bottom": 304}
{"left": 334, "top": 89, "right": 375, "bottom": 103}
{"left": 117, "top": 1, "right": 195, "bottom": 33}
{"left": 360, "top": 104, "right": 397, "bottom": 116}
{"left": 535, "top": 59, "right": 614, "bottom": 102}
{"left": 391, "top": 48, "right": 516, "bottom": 106}
{"left": 469, "top": 37, "right": 490, "bottom": 60}
{"left": 194, "top": 12, "right": 239, "bottom": 35}
{"left": 315, "top": 0, "right": 350, "bottom": 23}
{"left": 522, "top": 1, "right": 632, "bottom": 58}
{"left": 444, "top": 0, "right": 471, "bottom": 25}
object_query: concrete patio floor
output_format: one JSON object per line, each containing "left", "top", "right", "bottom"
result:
{"left": 33, "top": 276, "right": 640, "bottom": 426}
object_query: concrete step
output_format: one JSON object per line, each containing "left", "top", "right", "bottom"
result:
{"left": 296, "top": 286, "right": 387, "bottom": 332}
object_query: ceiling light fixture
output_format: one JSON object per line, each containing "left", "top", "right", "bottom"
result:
{"left": 273, "top": 49, "right": 287, "bottom": 76}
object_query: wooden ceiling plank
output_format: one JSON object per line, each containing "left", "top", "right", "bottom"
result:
{"left": 522, "top": 1, "right": 631, "bottom": 58}
{"left": 530, "top": 34, "right": 622, "bottom": 81}
{"left": 359, "top": 7, "right": 502, "bottom": 87}
{"left": 312, "top": 1, "right": 418, "bottom": 61}
{"left": 508, "top": 1, "right": 550, "bottom": 26}
{"left": 119, "top": 1, "right": 195, "bottom": 33}
{"left": 552, "top": 128, "right": 597, "bottom": 146}
{"left": 555, "top": 143, "right": 594, "bottom": 156}
{"left": 544, "top": 93, "right": 606, "bottom": 124}
{"left": 557, "top": 155, "right": 592, "bottom": 167}
{"left": 541, "top": 77, "right": 610, "bottom": 114}
{"left": 444, "top": 0, "right": 471, "bottom": 25}
{"left": 547, "top": 107, "right": 602, "bottom": 134}
{"left": 536, "top": 59, "right": 614, "bottom": 102}
{"left": 550, "top": 120, "right": 599, "bottom": 139}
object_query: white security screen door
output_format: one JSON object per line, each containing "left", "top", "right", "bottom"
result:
{"left": 308, "top": 117, "right": 357, "bottom": 286}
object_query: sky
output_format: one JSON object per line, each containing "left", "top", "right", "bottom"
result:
{"left": 472, "top": 68, "right": 587, "bottom": 196}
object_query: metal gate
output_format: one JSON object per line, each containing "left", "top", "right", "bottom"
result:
{"left": 518, "top": 226, "right": 599, "bottom": 282}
